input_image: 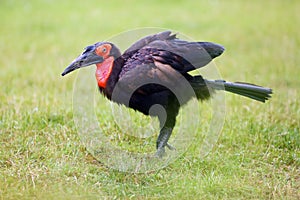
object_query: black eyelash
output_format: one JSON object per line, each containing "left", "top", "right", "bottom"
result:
{"left": 82, "top": 45, "right": 94, "bottom": 54}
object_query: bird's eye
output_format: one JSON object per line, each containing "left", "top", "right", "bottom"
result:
{"left": 95, "top": 44, "right": 110, "bottom": 57}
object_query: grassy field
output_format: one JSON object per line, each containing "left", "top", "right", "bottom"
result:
{"left": 1, "top": 0, "right": 299, "bottom": 199}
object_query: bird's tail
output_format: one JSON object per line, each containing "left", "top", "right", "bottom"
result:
{"left": 205, "top": 79, "right": 272, "bottom": 102}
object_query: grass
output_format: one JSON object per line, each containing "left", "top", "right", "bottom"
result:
{"left": 1, "top": 0, "right": 299, "bottom": 199}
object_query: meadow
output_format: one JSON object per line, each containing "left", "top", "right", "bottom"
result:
{"left": 0, "top": 0, "right": 299, "bottom": 199}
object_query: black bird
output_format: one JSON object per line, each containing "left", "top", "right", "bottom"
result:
{"left": 62, "top": 31, "right": 272, "bottom": 157}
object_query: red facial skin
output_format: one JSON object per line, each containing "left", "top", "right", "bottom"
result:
{"left": 95, "top": 44, "right": 114, "bottom": 88}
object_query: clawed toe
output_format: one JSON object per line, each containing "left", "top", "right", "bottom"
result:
{"left": 166, "top": 143, "right": 176, "bottom": 150}
{"left": 155, "top": 147, "right": 166, "bottom": 158}
{"left": 154, "top": 143, "right": 176, "bottom": 158}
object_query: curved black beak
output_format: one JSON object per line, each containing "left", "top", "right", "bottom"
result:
{"left": 61, "top": 47, "right": 104, "bottom": 76}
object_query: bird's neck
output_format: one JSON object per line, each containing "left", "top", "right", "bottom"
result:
{"left": 96, "top": 56, "right": 124, "bottom": 99}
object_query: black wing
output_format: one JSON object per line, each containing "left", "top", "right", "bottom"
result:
{"left": 121, "top": 31, "right": 224, "bottom": 74}
{"left": 115, "top": 58, "right": 192, "bottom": 100}
{"left": 145, "top": 39, "right": 224, "bottom": 72}
{"left": 118, "top": 31, "right": 225, "bottom": 94}
{"left": 123, "top": 31, "right": 177, "bottom": 57}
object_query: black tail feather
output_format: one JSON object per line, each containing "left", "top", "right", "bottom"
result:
{"left": 206, "top": 80, "right": 272, "bottom": 102}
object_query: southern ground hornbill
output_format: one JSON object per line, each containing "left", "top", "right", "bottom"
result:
{"left": 62, "top": 31, "right": 272, "bottom": 157}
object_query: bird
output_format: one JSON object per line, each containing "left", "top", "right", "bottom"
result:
{"left": 61, "top": 31, "right": 272, "bottom": 157}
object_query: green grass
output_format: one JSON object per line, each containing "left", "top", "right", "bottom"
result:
{"left": 1, "top": 0, "right": 299, "bottom": 199}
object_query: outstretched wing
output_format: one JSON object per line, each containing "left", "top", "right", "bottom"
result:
{"left": 123, "top": 31, "right": 177, "bottom": 56}
{"left": 122, "top": 31, "right": 224, "bottom": 74}
{"left": 117, "top": 31, "right": 225, "bottom": 95}
{"left": 144, "top": 39, "right": 224, "bottom": 72}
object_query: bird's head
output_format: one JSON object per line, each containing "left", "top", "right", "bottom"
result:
{"left": 61, "top": 42, "right": 121, "bottom": 76}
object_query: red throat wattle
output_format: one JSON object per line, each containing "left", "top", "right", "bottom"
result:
{"left": 95, "top": 56, "right": 114, "bottom": 88}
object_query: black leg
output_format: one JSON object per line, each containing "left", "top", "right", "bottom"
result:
{"left": 155, "top": 95, "right": 179, "bottom": 157}
{"left": 155, "top": 126, "right": 173, "bottom": 157}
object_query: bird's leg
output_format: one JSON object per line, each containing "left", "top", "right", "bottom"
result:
{"left": 155, "top": 126, "right": 173, "bottom": 157}
{"left": 155, "top": 95, "right": 179, "bottom": 157}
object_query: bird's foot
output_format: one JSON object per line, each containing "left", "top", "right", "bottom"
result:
{"left": 155, "top": 147, "right": 166, "bottom": 158}
{"left": 154, "top": 143, "right": 176, "bottom": 158}
{"left": 155, "top": 127, "right": 176, "bottom": 158}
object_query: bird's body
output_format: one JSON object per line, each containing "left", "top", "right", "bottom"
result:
{"left": 62, "top": 31, "right": 272, "bottom": 157}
